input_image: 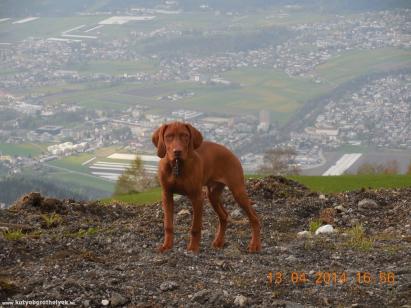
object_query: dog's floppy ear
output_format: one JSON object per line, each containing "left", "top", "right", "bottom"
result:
{"left": 185, "top": 123, "right": 203, "bottom": 150}
{"left": 152, "top": 124, "right": 168, "bottom": 158}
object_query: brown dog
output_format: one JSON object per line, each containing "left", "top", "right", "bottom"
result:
{"left": 152, "top": 121, "right": 261, "bottom": 253}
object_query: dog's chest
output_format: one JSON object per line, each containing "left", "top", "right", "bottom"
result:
{"left": 165, "top": 175, "right": 192, "bottom": 195}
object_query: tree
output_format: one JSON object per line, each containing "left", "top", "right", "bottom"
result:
{"left": 383, "top": 160, "right": 399, "bottom": 175}
{"left": 259, "top": 147, "right": 300, "bottom": 176}
{"left": 356, "top": 160, "right": 399, "bottom": 175}
{"left": 356, "top": 162, "right": 382, "bottom": 175}
{"left": 114, "top": 156, "right": 156, "bottom": 195}
{"left": 407, "top": 160, "right": 411, "bottom": 175}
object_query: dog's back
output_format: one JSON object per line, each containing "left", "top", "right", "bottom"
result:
{"left": 196, "top": 141, "right": 245, "bottom": 188}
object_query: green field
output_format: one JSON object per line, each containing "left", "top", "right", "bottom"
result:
{"left": 40, "top": 146, "right": 130, "bottom": 194}
{"left": 47, "top": 153, "right": 96, "bottom": 172}
{"left": 28, "top": 66, "right": 326, "bottom": 122}
{"left": 101, "top": 187, "right": 162, "bottom": 205}
{"left": 101, "top": 175, "right": 411, "bottom": 206}
{"left": 48, "top": 171, "right": 114, "bottom": 193}
{"left": 289, "top": 175, "right": 411, "bottom": 193}
{"left": 0, "top": 143, "right": 48, "bottom": 157}
{"left": 315, "top": 48, "right": 411, "bottom": 85}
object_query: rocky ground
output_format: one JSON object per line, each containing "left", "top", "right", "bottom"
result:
{"left": 0, "top": 176, "right": 410, "bottom": 307}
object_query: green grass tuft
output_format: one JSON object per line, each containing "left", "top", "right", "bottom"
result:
{"left": 2, "top": 229, "right": 24, "bottom": 241}
{"left": 65, "top": 227, "right": 100, "bottom": 238}
{"left": 76, "top": 227, "right": 99, "bottom": 237}
{"left": 309, "top": 219, "right": 322, "bottom": 233}
{"left": 41, "top": 213, "right": 63, "bottom": 228}
{"left": 345, "top": 224, "right": 374, "bottom": 251}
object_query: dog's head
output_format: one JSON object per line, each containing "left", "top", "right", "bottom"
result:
{"left": 152, "top": 122, "right": 203, "bottom": 161}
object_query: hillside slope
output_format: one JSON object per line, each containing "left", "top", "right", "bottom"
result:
{"left": 0, "top": 176, "right": 410, "bottom": 307}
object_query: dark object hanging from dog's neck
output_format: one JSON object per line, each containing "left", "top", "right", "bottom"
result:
{"left": 172, "top": 159, "right": 181, "bottom": 177}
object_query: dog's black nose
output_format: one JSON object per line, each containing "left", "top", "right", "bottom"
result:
{"left": 173, "top": 150, "right": 182, "bottom": 157}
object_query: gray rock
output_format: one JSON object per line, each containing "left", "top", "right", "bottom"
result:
{"left": 231, "top": 209, "right": 242, "bottom": 219}
{"left": 191, "top": 289, "right": 211, "bottom": 304}
{"left": 271, "top": 300, "right": 305, "bottom": 308}
{"left": 297, "top": 230, "right": 311, "bottom": 238}
{"left": 207, "top": 291, "right": 226, "bottom": 306}
{"left": 383, "top": 226, "right": 395, "bottom": 234}
{"left": 335, "top": 205, "right": 346, "bottom": 213}
{"left": 110, "top": 292, "right": 128, "bottom": 306}
{"left": 160, "top": 281, "right": 179, "bottom": 292}
{"left": 315, "top": 224, "right": 334, "bottom": 235}
{"left": 63, "top": 278, "right": 82, "bottom": 289}
{"left": 234, "top": 294, "right": 247, "bottom": 307}
{"left": 101, "top": 299, "right": 109, "bottom": 306}
{"left": 177, "top": 209, "right": 190, "bottom": 216}
{"left": 358, "top": 198, "right": 378, "bottom": 209}
{"left": 285, "top": 255, "right": 297, "bottom": 262}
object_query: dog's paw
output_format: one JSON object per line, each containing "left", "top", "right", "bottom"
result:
{"left": 187, "top": 243, "right": 200, "bottom": 254}
{"left": 212, "top": 239, "right": 225, "bottom": 249}
{"left": 158, "top": 244, "right": 172, "bottom": 253}
{"left": 248, "top": 241, "right": 262, "bottom": 253}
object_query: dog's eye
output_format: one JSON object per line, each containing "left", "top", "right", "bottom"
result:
{"left": 165, "top": 135, "right": 173, "bottom": 141}
{"left": 181, "top": 134, "right": 189, "bottom": 142}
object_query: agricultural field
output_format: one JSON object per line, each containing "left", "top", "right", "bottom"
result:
{"left": 47, "top": 171, "right": 114, "bottom": 193}
{"left": 43, "top": 148, "right": 124, "bottom": 195}
{"left": 47, "top": 152, "right": 96, "bottom": 173}
{"left": 315, "top": 48, "right": 411, "bottom": 85}
{"left": 0, "top": 143, "right": 48, "bottom": 157}
{"left": 43, "top": 147, "right": 157, "bottom": 194}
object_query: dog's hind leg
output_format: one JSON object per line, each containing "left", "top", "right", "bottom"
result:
{"left": 207, "top": 182, "right": 228, "bottom": 249}
{"left": 229, "top": 185, "right": 261, "bottom": 252}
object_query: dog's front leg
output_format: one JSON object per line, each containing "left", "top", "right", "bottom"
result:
{"left": 187, "top": 194, "right": 204, "bottom": 253}
{"left": 159, "top": 191, "right": 174, "bottom": 253}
